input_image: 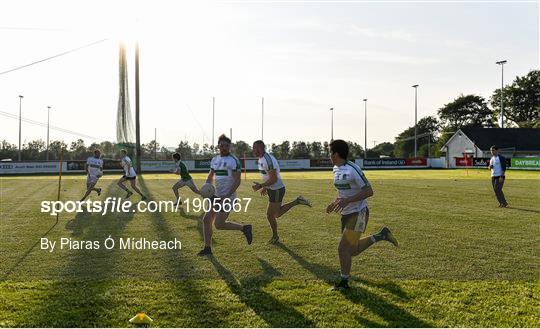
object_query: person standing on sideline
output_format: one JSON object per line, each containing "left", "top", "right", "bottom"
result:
{"left": 489, "top": 145, "right": 508, "bottom": 208}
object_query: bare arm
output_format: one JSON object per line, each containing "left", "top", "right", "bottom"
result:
{"left": 344, "top": 185, "right": 374, "bottom": 204}
{"left": 262, "top": 169, "right": 278, "bottom": 187}
{"left": 326, "top": 185, "right": 374, "bottom": 214}
{"left": 206, "top": 170, "right": 215, "bottom": 184}
{"left": 225, "top": 171, "right": 241, "bottom": 197}
{"left": 253, "top": 169, "right": 277, "bottom": 191}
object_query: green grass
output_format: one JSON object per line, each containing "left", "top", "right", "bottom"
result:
{"left": 1, "top": 169, "right": 539, "bottom": 327}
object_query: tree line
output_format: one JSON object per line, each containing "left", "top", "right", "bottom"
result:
{"left": 0, "top": 138, "right": 365, "bottom": 161}
{"left": 1, "top": 70, "right": 537, "bottom": 161}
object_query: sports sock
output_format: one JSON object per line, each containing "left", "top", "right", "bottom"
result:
{"left": 371, "top": 230, "right": 385, "bottom": 243}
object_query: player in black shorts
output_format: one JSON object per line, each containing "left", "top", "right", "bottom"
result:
{"left": 251, "top": 140, "right": 312, "bottom": 244}
{"left": 326, "top": 140, "right": 398, "bottom": 290}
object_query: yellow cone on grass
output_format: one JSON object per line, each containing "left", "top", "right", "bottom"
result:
{"left": 129, "top": 312, "right": 153, "bottom": 325}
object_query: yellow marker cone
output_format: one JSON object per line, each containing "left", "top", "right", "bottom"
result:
{"left": 129, "top": 312, "right": 153, "bottom": 326}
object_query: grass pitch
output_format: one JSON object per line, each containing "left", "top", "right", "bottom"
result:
{"left": 1, "top": 169, "right": 539, "bottom": 327}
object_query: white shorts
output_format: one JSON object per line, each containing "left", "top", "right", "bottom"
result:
{"left": 176, "top": 179, "right": 196, "bottom": 189}
{"left": 87, "top": 175, "right": 100, "bottom": 186}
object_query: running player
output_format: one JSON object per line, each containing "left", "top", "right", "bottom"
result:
{"left": 198, "top": 134, "right": 253, "bottom": 256}
{"left": 80, "top": 149, "right": 103, "bottom": 201}
{"left": 117, "top": 149, "right": 146, "bottom": 200}
{"left": 251, "top": 140, "right": 312, "bottom": 244}
{"left": 326, "top": 139, "right": 398, "bottom": 290}
{"left": 170, "top": 152, "right": 199, "bottom": 204}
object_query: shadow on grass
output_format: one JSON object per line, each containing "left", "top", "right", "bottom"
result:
{"left": 209, "top": 255, "right": 315, "bottom": 327}
{"left": 18, "top": 181, "right": 135, "bottom": 327}
{"left": 179, "top": 207, "right": 205, "bottom": 242}
{"left": 276, "top": 242, "right": 431, "bottom": 327}
{"left": 0, "top": 216, "right": 58, "bottom": 281}
{"left": 506, "top": 206, "right": 540, "bottom": 214}
{"left": 138, "top": 177, "right": 227, "bottom": 327}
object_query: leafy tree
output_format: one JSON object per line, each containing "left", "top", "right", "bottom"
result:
{"left": 323, "top": 141, "right": 330, "bottom": 158}
{"left": 232, "top": 140, "right": 252, "bottom": 159}
{"left": 99, "top": 141, "right": 115, "bottom": 157}
{"left": 438, "top": 94, "right": 495, "bottom": 129}
{"left": 0, "top": 140, "right": 17, "bottom": 160}
{"left": 270, "top": 143, "right": 280, "bottom": 158}
{"left": 290, "top": 141, "right": 309, "bottom": 159}
{"left": 394, "top": 116, "right": 440, "bottom": 158}
{"left": 347, "top": 141, "right": 364, "bottom": 159}
{"left": 367, "top": 142, "right": 394, "bottom": 158}
{"left": 175, "top": 141, "right": 192, "bottom": 159}
{"left": 88, "top": 142, "right": 101, "bottom": 152}
{"left": 48, "top": 140, "right": 67, "bottom": 160}
{"left": 142, "top": 140, "right": 160, "bottom": 159}
{"left": 491, "top": 70, "right": 540, "bottom": 127}
{"left": 22, "top": 140, "right": 46, "bottom": 160}
{"left": 201, "top": 143, "right": 213, "bottom": 158}
{"left": 309, "top": 141, "right": 323, "bottom": 158}
{"left": 279, "top": 141, "right": 290, "bottom": 159}
{"left": 192, "top": 143, "right": 200, "bottom": 158}
{"left": 69, "top": 139, "right": 90, "bottom": 160}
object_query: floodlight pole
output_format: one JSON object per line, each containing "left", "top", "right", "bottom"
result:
{"left": 212, "top": 96, "right": 215, "bottom": 149}
{"left": 412, "top": 84, "right": 419, "bottom": 158}
{"left": 154, "top": 127, "right": 157, "bottom": 160}
{"left": 46, "top": 106, "right": 51, "bottom": 161}
{"left": 330, "top": 107, "right": 334, "bottom": 141}
{"left": 427, "top": 132, "right": 431, "bottom": 158}
{"left": 18, "top": 95, "right": 23, "bottom": 161}
{"left": 363, "top": 99, "right": 367, "bottom": 158}
{"left": 135, "top": 43, "right": 141, "bottom": 173}
{"left": 496, "top": 60, "right": 507, "bottom": 128}
{"left": 261, "top": 97, "right": 264, "bottom": 140}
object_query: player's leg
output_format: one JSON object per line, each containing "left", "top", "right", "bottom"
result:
{"left": 117, "top": 176, "right": 132, "bottom": 197}
{"left": 214, "top": 209, "right": 253, "bottom": 245}
{"left": 496, "top": 179, "right": 508, "bottom": 207}
{"left": 172, "top": 180, "right": 184, "bottom": 202}
{"left": 491, "top": 177, "right": 502, "bottom": 206}
{"left": 214, "top": 210, "right": 243, "bottom": 231}
{"left": 80, "top": 178, "right": 95, "bottom": 201}
{"left": 129, "top": 178, "right": 146, "bottom": 199}
{"left": 350, "top": 209, "right": 398, "bottom": 255}
{"left": 333, "top": 209, "right": 373, "bottom": 290}
{"left": 199, "top": 210, "right": 216, "bottom": 256}
{"left": 337, "top": 229, "right": 362, "bottom": 289}
{"left": 185, "top": 179, "right": 200, "bottom": 195}
{"left": 277, "top": 197, "right": 312, "bottom": 218}
{"left": 266, "top": 202, "right": 280, "bottom": 243}
{"left": 91, "top": 177, "right": 102, "bottom": 195}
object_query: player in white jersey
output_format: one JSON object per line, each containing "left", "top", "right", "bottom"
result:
{"left": 197, "top": 134, "right": 253, "bottom": 256}
{"left": 80, "top": 149, "right": 103, "bottom": 201}
{"left": 117, "top": 149, "right": 146, "bottom": 200}
{"left": 251, "top": 140, "right": 312, "bottom": 244}
{"left": 326, "top": 140, "right": 398, "bottom": 290}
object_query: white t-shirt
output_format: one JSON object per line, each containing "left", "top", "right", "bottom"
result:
{"left": 490, "top": 155, "right": 504, "bottom": 177}
{"left": 333, "top": 160, "right": 371, "bottom": 215}
{"left": 86, "top": 156, "right": 103, "bottom": 176}
{"left": 210, "top": 154, "right": 241, "bottom": 197}
{"left": 258, "top": 152, "right": 285, "bottom": 190}
{"left": 121, "top": 155, "right": 137, "bottom": 177}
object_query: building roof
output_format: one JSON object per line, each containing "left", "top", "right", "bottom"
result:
{"left": 453, "top": 128, "right": 540, "bottom": 151}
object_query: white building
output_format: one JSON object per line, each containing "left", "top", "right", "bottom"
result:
{"left": 440, "top": 128, "right": 540, "bottom": 167}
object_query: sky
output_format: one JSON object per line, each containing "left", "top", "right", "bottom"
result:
{"left": 0, "top": 0, "right": 538, "bottom": 151}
